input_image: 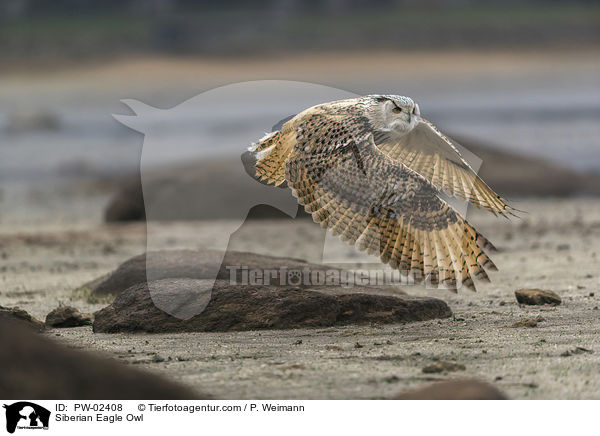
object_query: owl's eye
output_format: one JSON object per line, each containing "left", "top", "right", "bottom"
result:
{"left": 392, "top": 107, "right": 402, "bottom": 114}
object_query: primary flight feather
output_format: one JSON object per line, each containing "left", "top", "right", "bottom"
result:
{"left": 248, "top": 95, "right": 513, "bottom": 291}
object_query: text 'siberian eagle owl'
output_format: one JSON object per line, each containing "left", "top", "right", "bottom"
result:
{"left": 248, "top": 95, "right": 514, "bottom": 291}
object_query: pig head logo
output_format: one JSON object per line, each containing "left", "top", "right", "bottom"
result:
{"left": 113, "top": 81, "right": 360, "bottom": 319}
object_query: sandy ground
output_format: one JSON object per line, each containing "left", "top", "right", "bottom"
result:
{"left": 2, "top": 189, "right": 600, "bottom": 399}
{"left": 2, "top": 50, "right": 600, "bottom": 399}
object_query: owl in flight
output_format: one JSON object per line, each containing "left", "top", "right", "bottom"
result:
{"left": 248, "top": 95, "right": 513, "bottom": 291}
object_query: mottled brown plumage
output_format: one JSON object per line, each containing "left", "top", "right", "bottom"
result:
{"left": 249, "top": 95, "right": 512, "bottom": 291}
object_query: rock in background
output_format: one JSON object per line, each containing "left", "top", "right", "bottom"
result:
{"left": 103, "top": 142, "right": 600, "bottom": 222}
{"left": 45, "top": 306, "right": 93, "bottom": 328}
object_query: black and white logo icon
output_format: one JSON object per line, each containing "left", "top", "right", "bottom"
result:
{"left": 3, "top": 402, "right": 50, "bottom": 434}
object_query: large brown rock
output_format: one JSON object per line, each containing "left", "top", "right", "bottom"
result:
{"left": 86, "top": 249, "right": 348, "bottom": 297}
{"left": 0, "top": 318, "right": 206, "bottom": 399}
{"left": 92, "top": 278, "right": 452, "bottom": 333}
{"left": 394, "top": 379, "right": 508, "bottom": 400}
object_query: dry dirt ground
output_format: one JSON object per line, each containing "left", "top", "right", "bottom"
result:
{"left": 2, "top": 50, "right": 600, "bottom": 399}
{"left": 2, "top": 190, "right": 600, "bottom": 399}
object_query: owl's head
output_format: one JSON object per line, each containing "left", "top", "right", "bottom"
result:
{"left": 362, "top": 94, "right": 420, "bottom": 136}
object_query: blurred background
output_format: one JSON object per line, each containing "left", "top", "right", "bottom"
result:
{"left": 0, "top": 0, "right": 599, "bottom": 227}
{"left": 1, "top": 1, "right": 600, "bottom": 401}
{"left": 1, "top": 0, "right": 599, "bottom": 58}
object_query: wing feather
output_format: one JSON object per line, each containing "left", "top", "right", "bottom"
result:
{"left": 249, "top": 103, "right": 501, "bottom": 291}
{"left": 284, "top": 124, "right": 495, "bottom": 291}
{"left": 377, "top": 119, "right": 513, "bottom": 216}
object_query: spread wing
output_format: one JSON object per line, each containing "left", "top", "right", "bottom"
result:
{"left": 284, "top": 118, "right": 497, "bottom": 291}
{"left": 374, "top": 119, "right": 512, "bottom": 216}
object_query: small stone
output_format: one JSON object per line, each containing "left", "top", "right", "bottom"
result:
{"left": 515, "top": 289, "right": 561, "bottom": 306}
{"left": 152, "top": 354, "right": 166, "bottom": 363}
{"left": 102, "top": 244, "right": 116, "bottom": 255}
{"left": 561, "top": 347, "right": 593, "bottom": 357}
{"left": 280, "top": 363, "right": 306, "bottom": 371}
{"left": 45, "top": 306, "right": 93, "bottom": 328}
{"left": 510, "top": 318, "right": 538, "bottom": 328}
{"left": 383, "top": 375, "right": 400, "bottom": 383}
{"left": 422, "top": 361, "right": 466, "bottom": 374}
{"left": 394, "top": 379, "right": 507, "bottom": 400}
